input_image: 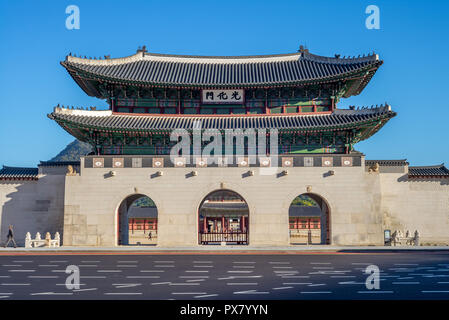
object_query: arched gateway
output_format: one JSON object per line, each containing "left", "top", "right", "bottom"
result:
{"left": 117, "top": 194, "right": 158, "bottom": 246}
{"left": 198, "top": 190, "right": 249, "bottom": 245}
{"left": 289, "top": 193, "right": 330, "bottom": 245}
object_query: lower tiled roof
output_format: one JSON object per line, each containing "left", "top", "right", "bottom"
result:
{"left": 408, "top": 164, "right": 449, "bottom": 177}
{"left": 49, "top": 105, "right": 395, "bottom": 131}
{"left": 0, "top": 166, "right": 38, "bottom": 180}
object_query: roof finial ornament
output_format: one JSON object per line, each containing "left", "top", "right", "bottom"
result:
{"left": 137, "top": 45, "right": 148, "bottom": 54}
{"left": 298, "top": 45, "right": 308, "bottom": 53}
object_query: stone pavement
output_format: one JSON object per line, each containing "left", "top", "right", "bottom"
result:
{"left": 0, "top": 245, "right": 448, "bottom": 254}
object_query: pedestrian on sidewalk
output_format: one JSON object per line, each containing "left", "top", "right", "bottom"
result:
{"left": 4, "top": 225, "right": 17, "bottom": 248}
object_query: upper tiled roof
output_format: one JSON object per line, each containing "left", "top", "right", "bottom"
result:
{"left": 49, "top": 105, "right": 395, "bottom": 132}
{"left": 0, "top": 166, "right": 38, "bottom": 180}
{"left": 408, "top": 164, "right": 449, "bottom": 177}
{"left": 62, "top": 49, "right": 381, "bottom": 94}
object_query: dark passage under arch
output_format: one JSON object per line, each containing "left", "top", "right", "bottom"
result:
{"left": 198, "top": 190, "right": 249, "bottom": 245}
{"left": 289, "top": 193, "right": 330, "bottom": 245}
{"left": 117, "top": 194, "right": 158, "bottom": 246}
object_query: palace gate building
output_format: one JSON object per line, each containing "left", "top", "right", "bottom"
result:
{"left": 1, "top": 46, "right": 448, "bottom": 247}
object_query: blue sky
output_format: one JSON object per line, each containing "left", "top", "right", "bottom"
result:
{"left": 0, "top": 0, "right": 448, "bottom": 167}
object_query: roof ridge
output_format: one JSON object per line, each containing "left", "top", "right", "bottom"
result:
{"left": 65, "top": 49, "right": 380, "bottom": 66}
{"left": 409, "top": 163, "right": 445, "bottom": 168}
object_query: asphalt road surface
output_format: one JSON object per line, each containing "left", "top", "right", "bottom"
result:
{"left": 0, "top": 252, "right": 448, "bottom": 300}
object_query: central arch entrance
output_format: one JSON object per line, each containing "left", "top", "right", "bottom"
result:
{"left": 117, "top": 194, "right": 158, "bottom": 246}
{"left": 288, "top": 193, "right": 330, "bottom": 245}
{"left": 198, "top": 190, "right": 249, "bottom": 245}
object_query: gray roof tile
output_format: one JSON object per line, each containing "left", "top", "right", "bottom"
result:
{"left": 62, "top": 51, "right": 381, "bottom": 90}
{"left": 408, "top": 164, "right": 449, "bottom": 177}
{"left": 0, "top": 166, "right": 38, "bottom": 180}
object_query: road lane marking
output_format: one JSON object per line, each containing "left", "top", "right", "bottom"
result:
{"left": 194, "top": 294, "right": 218, "bottom": 298}
{"left": 422, "top": 290, "right": 449, "bottom": 293}
{"left": 31, "top": 292, "right": 73, "bottom": 296}
{"left": 155, "top": 261, "right": 174, "bottom": 263}
{"left": 233, "top": 266, "right": 255, "bottom": 268}
{"left": 78, "top": 265, "right": 99, "bottom": 267}
{"left": 172, "top": 292, "right": 207, "bottom": 295}
{"left": 227, "top": 270, "right": 253, "bottom": 273}
{"left": 140, "top": 270, "right": 164, "bottom": 273}
{"left": 8, "top": 270, "right": 35, "bottom": 273}
{"left": 105, "top": 293, "right": 142, "bottom": 295}
{"left": 193, "top": 265, "right": 214, "bottom": 268}
{"left": 233, "top": 290, "right": 269, "bottom": 295}
{"left": 283, "top": 283, "right": 312, "bottom": 285}
{"left": 186, "top": 270, "right": 209, "bottom": 273}
{"left": 38, "top": 265, "right": 58, "bottom": 267}
{"left": 116, "top": 265, "right": 137, "bottom": 268}
{"left": 113, "top": 284, "right": 142, "bottom": 288}
{"left": 151, "top": 282, "right": 171, "bottom": 285}
{"left": 97, "top": 270, "right": 122, "bottom": 273}
{"left": 170, "top": 283, "right": 200, "bottom": 286}
{"left": 154, "top": 265, "right": 175, "bottom": 268}
{"left": 226, "top": 283, "right": 258, "bottom": 285}
{"left": 117, "top": 261, "right": 138, "bottom": 263}
{"left": 273, "top": 287, "right": 293, "bottom": 290}
{"left": 193, "top": 261, "right": 213, "bottom": 264}
{"left": 73, "top": 288, "right": 98, "bottom": 292}
{"left": 80, "top": 276, "right": 106, "bottom": 279}
{"left": 357, "top": 291, "right": 394, "bottom": 294}
{"left": 179, "top": 276, "right": 209, "bottom": 279}
{"left": 2, "top": 265, "right": 21, "bottom": 267}
{"left": 28, "top": 276, "right": 59, "bottom": 279}
{"left": 186, "top": 279, "right": 205, "bottom": 282}
{"left": 1, "top": 283, "right": 30, "bottom": 286}
{"left": 392, "top": 282, "right": 420, "bottom": 285}
{"left": 300, "top": 291, "right": 332, "bottom": 294}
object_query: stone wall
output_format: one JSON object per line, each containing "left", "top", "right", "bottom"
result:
{"left": 379, "top": 169, "right": 449, "bottom": 245}
{"left": 0, "top": 174, "right": 65, "bottom": 246}
{"left": 1, "top": 157, "right": 448, "bottom": 247}
{"left": 62, "top": 156, "right": 386, "bottom": 247}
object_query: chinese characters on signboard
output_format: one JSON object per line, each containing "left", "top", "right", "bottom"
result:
{"left": 201, "top": 89, "right": 244, "bottom": 104}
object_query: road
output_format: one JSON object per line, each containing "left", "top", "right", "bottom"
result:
{"left": 0, "top": 252, "right": 448, "bottom": 299}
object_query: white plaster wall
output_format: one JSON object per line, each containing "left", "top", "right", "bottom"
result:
{"left": 379, "top": 172, "right": 449, "bottom": 245}
{"left": 0, "top": 175, "right": 65, "bottom": 246}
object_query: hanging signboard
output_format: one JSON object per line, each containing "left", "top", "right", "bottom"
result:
{"left": 201, "top": 89, "right": 245, "bottom": 104}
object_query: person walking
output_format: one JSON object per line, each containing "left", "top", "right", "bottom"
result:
{"left": 4, "top": 225, "right": 17, "bottom": 248}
